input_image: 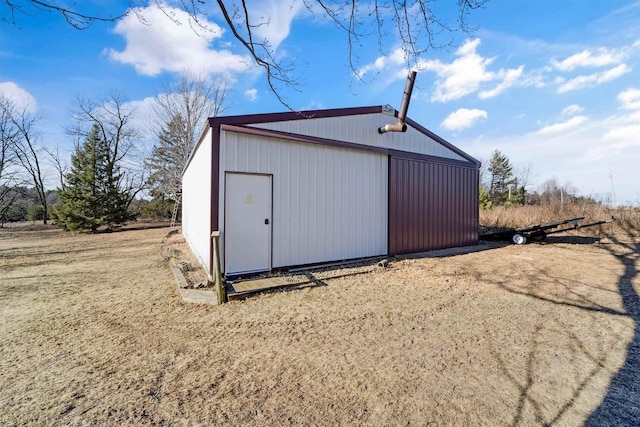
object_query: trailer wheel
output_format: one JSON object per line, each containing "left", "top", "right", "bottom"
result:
{"left": 512, "top": 233, "right": 527, "bottom": 245}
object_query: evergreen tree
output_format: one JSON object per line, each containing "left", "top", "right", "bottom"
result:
{"left": 147, "top": 75, "right": 229, "bottom": 220}
{"left": 146, "top": 114, "right": 194, "bottom": 218}
{"left": 479, "top": 186, "right": 492, "bottom": 210}
{"left": 55, "top": 123, "right": 132, "bottom": 231}
{"left": 488, "top": 149, "right": 516, "bottom": 206}
{"left": 145, "top": 114, "right": 190, "bottom": 216}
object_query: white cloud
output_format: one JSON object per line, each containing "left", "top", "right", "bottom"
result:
{"left": 604, "top": 106, "right": 640, "bottom": 142}
{"left": 110, "top": 97, "right": 158, "bottom": 153}
{"left": 440, "top": 108, "right": 487, "bottom": 131}
{"left": 603, "top": 123, "right": 640, "bottom": 141}
{"left": 551, "top": 48, "right": 622, "bottom": 71}
{"left": 108, "top": 3, "right": 250, "bottom": 76}
{"left": 300, "top": 100, "right": 326, "bottom": 111}
{"left": 357, "top": 38, "right": 527, "bottom": 101}
{"left": 458, "top": 106, "right": 640, "bottom": 205}
{"left": 479, "top": 66, "right": 524, "bottom": 99}
{"left": 581, "top": 120, "right": 640, "bottom": 163}
{"left": 248, "top": 0, "right": 305, "bottom": 51}
{"left": 124, "top": 96, "right": 156, "bottom": 127}
{"left": 534, "top": 115, "right": 588, "bottom": 135}
{"left": 418, "top": 39, "right": 526, "bottom": 102}
{"left": 0, "top": 81, "right": 37, "bottom": 112}
{"left": 244, "top": 88, "right": 258, "bottom": 101}
{"left": 562, "top": 104, "right": 584, "bottom": 116}
{"left": 419, "top": 39, "right": 496, "bottom": 102}
{"left": 546, "top": 108, "right": 639, "bottom": 163}
{"left": 356, "top": 48, "right": 406, "bottom": 78}
{"left": 557, "top": 64, "right": 630, "bottom": 93}
{"left": 617, "top": 87, "right": 640, "bottom": 110}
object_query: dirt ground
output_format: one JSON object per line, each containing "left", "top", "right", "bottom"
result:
{"left": 1, "top": 224, "right": 638, "bottom": 426}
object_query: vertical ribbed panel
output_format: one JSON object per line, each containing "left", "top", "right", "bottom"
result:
{"left": 389, "top": 157, "right": 478, "bottom": 255}
{"left": 182, "top": 126, "right": 212, "bottom": 272}
{"left": 254, "top": 114, "right": 469, "bottom": 162}
{"left": 219, "top": 130, "right": 388, "bottom": 270}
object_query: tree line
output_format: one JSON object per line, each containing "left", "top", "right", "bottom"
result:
{"left": 1, "top": 0, "right": 492, "bottom": 231}
{"left": 0, "top": 74, "right": 228, "bottom": 230}
{"left": 2, "top": 80, "right": 605, "bottom": 232}
{"left": 480, "top": 149, "right": 602, "bottom": 209}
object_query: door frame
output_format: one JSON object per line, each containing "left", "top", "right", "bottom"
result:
{"left": 223, "top": 171, "right": 274, "bottom": 275}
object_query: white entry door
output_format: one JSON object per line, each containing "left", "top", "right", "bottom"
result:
{"left": 225, "top": 173, "right": 272, "bottom": 275}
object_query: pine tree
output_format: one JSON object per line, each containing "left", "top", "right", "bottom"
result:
{"left": 488, "top": 149, "right": 516, "bottom": 206}
{"left": 55, "top": 123, "right": 132, "bottom": 231}
{"left": 479, "top": 186, "right": 492, "bottom": 210}
{"left": 145, "top": 114, "right": 191, "bottom": 216}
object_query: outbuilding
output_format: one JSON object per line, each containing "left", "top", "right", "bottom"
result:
{"left": 182, "top": 104, "right": 480, "bottom": 278}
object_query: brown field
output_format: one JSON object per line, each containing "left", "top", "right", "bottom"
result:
{"left": 480, "top": 204, "right": 640, "bottom": 238}
{"left": 1, "top": 214, "right": 639, "bottom": 426}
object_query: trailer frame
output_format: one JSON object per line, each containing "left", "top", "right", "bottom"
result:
{"left": 480, "top": 216, "right": 616, "bottom": 245}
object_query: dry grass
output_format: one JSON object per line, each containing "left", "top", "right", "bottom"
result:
{"left": 480, "top": 204, "right": 640, "bottom": 237}
{"left": 1, "top": 223, "right": 639, "bottom": 425}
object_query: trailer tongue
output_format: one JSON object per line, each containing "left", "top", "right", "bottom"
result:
{"left": 480, "top": 216, "right": 616, "bottom": 245}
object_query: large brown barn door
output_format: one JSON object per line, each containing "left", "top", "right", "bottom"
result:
{"left": 388, "top": 157, "right": 478, "bottom": 255}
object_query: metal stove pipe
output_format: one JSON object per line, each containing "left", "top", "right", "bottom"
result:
{"left": 378, "top": 70, "right": 417, "bottom": 134}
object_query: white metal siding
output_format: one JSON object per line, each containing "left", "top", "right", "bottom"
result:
{"left": 182, "top": 127, "right": 212, "bottom": 273}
{"left": 252, "top": 114, "right": 468, "bottom": 162}
{"left": 219, "top": 130, "right": 388, "bottom": 270}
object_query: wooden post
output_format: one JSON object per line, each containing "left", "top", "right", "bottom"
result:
{"left": 211, "top": 231, "right": 226, "bottom": 304}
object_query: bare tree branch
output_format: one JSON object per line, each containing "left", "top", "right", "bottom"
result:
{"left": 147, "top": 73, "right": 230, "bottom": 207}
{"left": 43, "top": 144, "right": 68, "bottom": 191}
{"left": 3, "top": 1, "right": 488, "bottom": 107}
{"left": 215, "top": 0, "right": 299, "bottom": 111}
{"left": 0, "top": 95, "right": 49, "bottom": 223}
{"left": 68, "top": 92, "right": 145, "bottom": 210}
{"left": 0, "top": 95, "right": 21, "bottom": 226}
{"left": 1, "top": 0, "right": 127, "bottom": 29}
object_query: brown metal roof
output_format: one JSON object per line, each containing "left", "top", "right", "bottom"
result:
{"left": 208, "top": 105, "right": 384, "bottom": 127}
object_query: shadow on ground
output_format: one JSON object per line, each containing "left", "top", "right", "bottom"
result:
{"left": 585, "top": 238, "right": 640, "bottom": 425}
{"left": 97, "top": 222, "right": 175, "bottom": 233}
{"left": 479, "top": 233, "right": 639, "bottom": 425}
{"left": 543, "top": 235, "right": 601, "bottom": 245}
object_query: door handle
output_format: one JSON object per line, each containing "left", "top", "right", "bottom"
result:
{"left": 264, "top": 218, "right": 269, "bottom": 225}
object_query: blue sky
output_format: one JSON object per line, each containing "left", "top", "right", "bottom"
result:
{"left": 1, "top": 0, "right": 639, "bottom": 205}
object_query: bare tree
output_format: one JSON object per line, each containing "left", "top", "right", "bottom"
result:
{"left": 514, "top": 163, "right": 532, "bottom": 191}
{"left": 0, "top": 95, "right": 49, "bottom": 224}
{"left": 2, "top": 1, "right": 487, "bottom": 107}
{"left": 146, "top": 74, "right": 229, "bottom": 218}
{"left": 153, "top": 73, "right": 229, "bottom": 153}
{"left": 43, "top": 145, "right": 68, "bottom": 191}
{"left": 478, "top": 157, "right": 489, "bottom": 190}
{"left": 69, "top": 93, "right": 146, "bottom": 208}
{"left": 513, "top": 162, "right": 533, "bottom": 205}
{"left": 536, "top": 178, "right": 579, "bottom": 206}
{"left": 0, "top": 95, "right": 20, "bottom": 225}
